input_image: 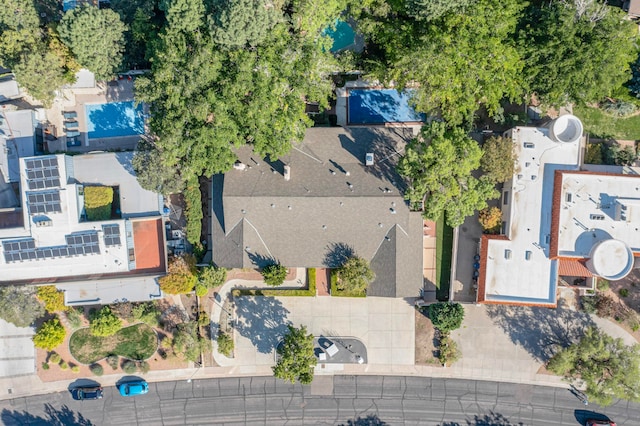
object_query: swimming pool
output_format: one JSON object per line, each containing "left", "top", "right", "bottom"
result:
{"left": 85, "top": 101, "right": 145, "bottom": 139}
{"left": 323, "top": 20, "right": 356, "bottom": 52}
{"left": 62, "top": 0, "right": 77, "bottom": 11}
{"left": 348, "top": 89, "right": 425, "bottom": 124}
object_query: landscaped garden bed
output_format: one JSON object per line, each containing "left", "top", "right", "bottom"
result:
{"left": 69, "top": 323, "right": 157, "bottom": 364}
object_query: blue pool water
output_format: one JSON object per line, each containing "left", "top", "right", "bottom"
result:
{"left": 348, "top": 89, "right": 426, "bottom": 124}
{"left": 323, "top": 20, "right": 356, "bottom": 52}
{"left": 85, "top": 101, "right": 145, "bottom": 139}
{"left": 63, "top": 0, "right": 77, "bottom": 11}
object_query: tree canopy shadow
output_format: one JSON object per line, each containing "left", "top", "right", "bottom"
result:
{"left": 341, "top": 414, "right": 388, "bottom": 425}
{"left": 247, "top": 251, "right": 278, "bottom": 269}
{"left": 2, "top": 404, "right": 94, "bottom": 426}
{"left": 485, "top": 299, "right": 595, "bottom": 362}
{"left": 234, "top": 295, "right": 291, "bottom": 354}
{"left": 440, "top": 411, "right": 522, "bottom": 426}
{"left": 323, "top": 242, "right": 355, "bottom": 267}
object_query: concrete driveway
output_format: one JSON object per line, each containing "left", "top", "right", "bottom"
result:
{"left": 0, "top": 319, "right": 35, "bottom": 377}
{"left": 232, "top": 296, "right": 415, "bottom": 370}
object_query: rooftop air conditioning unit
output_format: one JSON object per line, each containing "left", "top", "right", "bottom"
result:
{"left": 365, "top": 153, "right": 374, "bottom": 166}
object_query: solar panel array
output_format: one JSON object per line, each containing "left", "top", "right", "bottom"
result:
{"left": 25, "top": 157, "right": 61, "bottom": 190}
{"left": 102, "top": 224, "right": 121, "bottom": 246}
{"left": 2, "top": 232, "right": 101, "bottom": 263}
{"left": 26, "top": 191, "right": 61, "bottom": 215}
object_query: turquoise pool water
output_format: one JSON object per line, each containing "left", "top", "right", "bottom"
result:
{"left": 63, "top": 0, "right": 77, "bottom": 11}
{"left": 348, "top": 89, "right": 426, "bottom": 124}
{"left": 323, "top": 20, "right": 356, "bottom": 52}
{"left": 85, "top": 101, "right": 145, "bottom": 139}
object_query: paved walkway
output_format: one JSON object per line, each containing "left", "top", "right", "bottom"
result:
{"left": 316, "top": 268, "right": 330, "bottom": 296}
{"left": 423, "top": 220, "right": 437, "bottom": 302}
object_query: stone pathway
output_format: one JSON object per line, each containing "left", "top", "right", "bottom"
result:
{"left": 316, "top": 268, "right": 330, "bottom": 296}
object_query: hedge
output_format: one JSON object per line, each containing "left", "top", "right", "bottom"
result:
{"left": 232, "top": 268, "right": 316, "bottom": 297}
{"left": 184, "top": 177, "right": 202, "bottom": 245}
{"left": 330, "top": 269, "right": 366, "bottom": 297}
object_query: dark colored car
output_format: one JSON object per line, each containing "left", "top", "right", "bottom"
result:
{"left": 118, "top": 380, "right": 149, "bottom": 397}
{"left": 587, "top": 420, "right": 616, "bottom": 426}
{"left": 71, "top": 386, "right": 103, "bottom": 401}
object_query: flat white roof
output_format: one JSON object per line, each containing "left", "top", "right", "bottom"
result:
{"left": 0, "top": 153, "right": 163, "bottom": 282}
{"left": 483, "top": 123, "right": 580, "bottom": 305}
{"left": 0, "top": 78, "right": 20, "bottom": 101}
{"left": 0, "top": 110, "right": 35, "bottom": 182}
{"left": 557, "top": 172, "right": 640, "bottom": 256}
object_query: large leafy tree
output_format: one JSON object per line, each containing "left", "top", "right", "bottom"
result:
{"left": 405, "top": 0, "right": 475, "bottom": 21}
{"left": 519, "top": 0, "right": 637, "bottom": 106}
{"left": 33, "top": 317, "right": 66, "bottom": 351}
{"left": 336, "top": 256, "right": 375, "bottom": 295}
{"left": 428, "top": 302, "right": 465, "bottom": 333}
{"left": 359, "top": 0, "right": 525, "bottom": 124}
{"left": 159, "top": 254, "right": 198, "bottom": 294}
{"left": 398, "top": 122, "right": 498, "bottom": 228}
{"left": 548, "top": 327, "right": 640, "bottom": 406}
{"left": 37, "top": 285, "right": 67, "bottom": 313}
{"left": 209, "top": 0, "right": 280, "bottom": 49}
{"left": 89, "top": 306, "right": 123, "bottom": 337}
{"left": 0, "top": 286, "right": 45, "bottom": 327}
{"left": 481, "top": 136, "right": 516, "bottom": 184}
{"left": 58, "top": 5, "right": 127, "bottom": 80}
{"left": 273, "top": 324, "right": 317, "bottom": 384}
{"left": 132, "top": 139, "right": 184, "bottom": 195}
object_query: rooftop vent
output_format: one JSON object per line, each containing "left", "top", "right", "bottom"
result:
{"left": 233, "top": 161, "right": 246, "bottom": 171}
{"left": 547, "top": 114, "right": 583, "bottom": 144}
{"left": 284, "top": 165, "right": 291, "bottom": 181}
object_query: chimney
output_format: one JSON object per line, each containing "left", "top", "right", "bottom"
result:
{"left": 284, "top": 165, "right": 291, "bottom": 181}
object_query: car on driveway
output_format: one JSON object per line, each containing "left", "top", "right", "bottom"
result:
{"left": 117, "top": 380, "right": 148, "bottom": 397}
{"left": 71, "top": 386, "right": 103, "bottom": 401}
{"left": 587, "top": 420, "right": 616, "bottom": 426}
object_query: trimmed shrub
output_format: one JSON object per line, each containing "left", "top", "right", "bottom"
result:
{"left": 132, "top": 302, "right": 161, "bottom": 327}
{"left": 596, "top": 279, "right": 610, "bottom": 292}
{"left": 261, "top": 263, "right": 288, "bottom": 287}
{"left": 217, "top": 331, "right": 234, "bottom": 357}
{"left": 49, "top": 352, "right": 61, "bottom": 364}
{"left": 33, "top": 317, "right": 66, "bottom": 350}
{"left": 71, "top": 365, "right": 80, "bottom": 373}
{"left": 122, "top": 359, "right": 137, "bottom": 374}
{"left": 37, "top": 285, "right": 67, "bottom": 313}
{"left": 65, "top": 306, "right": 84, "bottom": 329}
{"left": 137, "top": 360, "right": 150, "bottom": 374}
{"left": 197, "top": 310, "right": 210, "bottom": 327}
{"left": 90, "top": 364, "right": 104, "bottom": 376}
{"left": 620, "top": 288, "right": 629, "bottom": 297}
{"left": 184, "top": 177, "right": 203, "bottom": 245}
{"left": 438, "top": 334, "right": 460, "bottom": 366}
{"left": 59, "top": 361, "right": 69, "bottom": 370}
{"left": 89, "top": 306, "right": 122, "bottom": 337}
{"left": 428, "top": 303, "right": 465, "bottom": 332}
{"left": 106, "top": 354, "right": 119, "bottom": 370}
{"left": 84, "top": 186, "right": 113, "bottom": 221}
{"left": 41, "top": 362, "right": 50, "bottom": 370}
{"left": 585, "top": 143, "right": 604, "bottom": 165}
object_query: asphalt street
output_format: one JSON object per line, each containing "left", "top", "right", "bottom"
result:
{"left": 0, "top": 376, "right": 637, "bottom": 425}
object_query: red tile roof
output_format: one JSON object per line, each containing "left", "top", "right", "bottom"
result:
{"left": 558, "top": 258, "right": 593, "bottom": 277}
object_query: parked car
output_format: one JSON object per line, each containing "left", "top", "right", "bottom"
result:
{"left": 117, "top": 380, "right": 149, "bottom": 397}
{"left": 587, "top": 420, "right": 616, "bottom": 426}
{"left": 71, "top": 386, "right": 103, "bottom": 401}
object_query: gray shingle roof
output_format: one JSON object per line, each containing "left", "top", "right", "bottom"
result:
{"left": 212, "top": 127, "right": 423, "bottom": 297}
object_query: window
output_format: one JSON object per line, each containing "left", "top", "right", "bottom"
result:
{"left": 503, "top": 191, "right": 509, "bottom": 205}
{"left": 504, "top": 249, "right": 512, "bottom": 259}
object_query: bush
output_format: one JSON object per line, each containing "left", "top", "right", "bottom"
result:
{"left": 41, "top": 362, "right": 50, "bottom": 370}
{"left": 261, "top": 263, "right": 288, "bottom": 287}
{"left": 195, "top": 282, "right": 208, "bottom": 297}
{"left": 71, "top": 365, "right": 80, "bottom": 373}
{"left": 619, "top": 288, "right": 629, "bottom": 297}
{"left": 596, "top": 279, "right": 610, "bottom": 292}
{"left": 581, "top": 295, "right": 598, "bottom": 314}
{"left": 438, "top": 334, "right": 460, "bottom": 366}
{"left": 137, "top": 360, "right": 150, "bottom": 374}
{"left": 232, "top": 269, "right": 317, "bottom": 297}
{"left": 585, "top": 143, "right": 604, "bottom": 165}
{"left": 184, "top": 177, "right": 203, "bottom": 245}
{"left": 90, "top": 364, "right": 104, "bottom": 376}
{"left": 173, "top": 322, "right": 206, "bottom": 362}
{"left": 132, "top": 302, "right": 160, "bottom": 327}
{"left": 111, "top": 302, "right": 134, "bottom": 321}
{"left": 217, "top": 331, "right": 234, "bottom": 357}
{"left": 106, "top": 354, "right": 119, "bottom": 370}
{"left": 197, "top": 310, "right": 210, "bottom": 327}
{"left": 605, "top": 144, "right": 637, "bottom": 166}
{"left": 33, "top": 317, "right": 66, "bottom": 350}
{"left": 335, "top": 256, "right": 375, "bottom": 296}
{"left": 601, "top": 99, "right": 637, "bottom": 117}
{"left": 90, "top": 306, "right": 122, "bottom": 337}
{"left": 428, "top": 303, "right": 465, "bottom": 332}
{"left": 84, "top": 186, "right": 113, "bottom": 221}
{"left": 65, "top": 307, "right": 84, "bottom": 329}
{"left": 37, "top": 285, "right": 67, "bottom": 313}
{"left": 122, "top": 359, "right": 137, "bottom": 374}
{"left": 59, "top": 361, "right": 69, "bottom": 370}
{"left": 198, "top": 266, "right": 227, "bottom": 291}
{"left": 49, "top": 352, "right": 61, "bottom": 364}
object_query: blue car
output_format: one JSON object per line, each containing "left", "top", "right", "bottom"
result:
{"left": 117, "top": 380, "right": 148, "bottom": 397}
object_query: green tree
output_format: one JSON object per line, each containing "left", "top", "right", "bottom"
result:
{"left": 261, "top": 263, "right": 288, "bottom": 287}
{"left": 58, "top": 5, "right": 127, "bottom": 80}
{"left": 336, "top": 256, "right": 375, "bottom": 295}
{"left": 428, "top": 302, "right": 465, "bottom": 332}
{"left": 90, "top": 306, "right": 123, "bottom": 337}
{"left": 273, "top": 324, "right": 317, "bottom": 384}
{"left": 481, "top": 136, "right": 516, "bottom": 184}
{"left": 406, "top": 0, "right": 475, "bottom": 21}
{"left": 33, "top": 317, "right": 66, "bottom": 351}
{"left": 132, "top": 302, "right": 160, "bottom": 327}
{"left": 0, "top": 286, "right": 45, "bottom": 327}
{"left": 217, "top": 331, "right": 234, "bottom": 357}
{"left": 547, "top": 327, "right": 640, "bottom": 406}
{"left": 478, "top": 207, "right": 502, "bottom": 232}
{"left": 398, "top": 122, "right": 499, "bottom": 227}
{"left": 173, "top": 322, "right": 206, "bottom": 362}
{"left": 159, "top": 254, "right": 198, "bottom": 294}
{"left": 37, "top": 285, "right": 67, "bottom": 313}
{"left": 196, "top": 265, "right": 228, "bottom": 296}
{"left": 209, "top": 0, "right": 280, "bottom": 49}
{"left": 520, "top": 1, "right": 637, "bottom": 106}
{"left": 132, "top": 140, "right": 184, "bottom": 195}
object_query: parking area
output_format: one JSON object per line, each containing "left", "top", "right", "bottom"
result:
{"left": 451, "top": 210, "right": 483, "bottom": 303}
{"left": 233, "top": 296, "right": 415, "bottom": 369}
{"left": 0, "top": 319, "right": 35, "bottom": 377}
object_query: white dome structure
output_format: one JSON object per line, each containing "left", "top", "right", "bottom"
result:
{"left": 586, "top": 239, "right": 634, "bottom": 281}
{"left": 547, "top": 114, "right": 583, "bottom": 144}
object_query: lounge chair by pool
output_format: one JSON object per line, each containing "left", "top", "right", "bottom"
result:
{"left": 66, "top": 130, "right": 80, "bottom": 138}
{"left": 63, "top": 111, "right": 78, "bottom": 119}
{"left": 64, "top": 121, "right": 79, "bottom": 130}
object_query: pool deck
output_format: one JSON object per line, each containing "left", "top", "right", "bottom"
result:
{"left": 47, "top": 78, "right": 142, "bottom": 153}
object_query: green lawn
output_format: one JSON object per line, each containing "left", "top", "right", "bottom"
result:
{"left": 69, "top": 323, "right": 157, "bottom": 364}
{"left": 574, "top": 104, "right": 640, "bottom": 140}
{"left": 435, "top": 215, "right": 454, "bottom": 301}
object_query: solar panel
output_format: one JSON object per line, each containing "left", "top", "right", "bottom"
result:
{"left": 25, "top": 156, "right": 61, "bottom": 190}
{"left": 26, "top": 190, "right": 62, "bottom": 215}
{"left": 102, "top": 224, "right": 121, "bottom": 246}
{"left": 2, "top": 231, "right": 101, "bottom": 263}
